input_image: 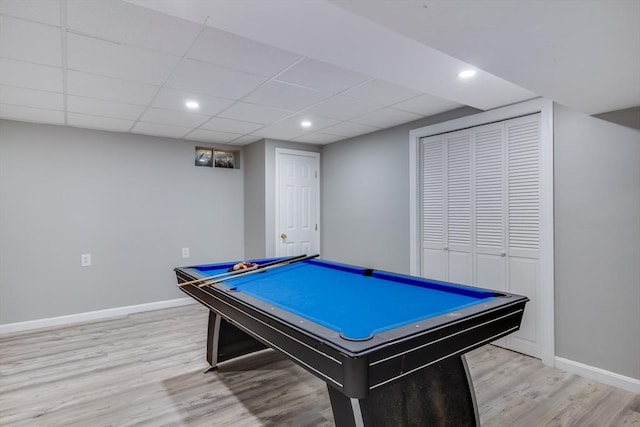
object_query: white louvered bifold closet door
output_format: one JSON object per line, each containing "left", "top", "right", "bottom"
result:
{"left": 421, "top": 134, "right": 446, "bottom": 281}
{"left": 474, "top": 123, "right": 507, "bottom": 292}
{"left": 419, "top": 113, "right": 542, "bottom": 359}
{"left": 505, "top": 114, "right": 541, "bottom": 357}
{"left": 446, "top": 131, "right": 473, "bottom": 285}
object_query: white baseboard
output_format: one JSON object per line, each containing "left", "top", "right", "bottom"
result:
{"left": 0, "top": 297, "right": 196, "bottom": 335}
{"left": 555, "top": 356, "right": 640, "bottom": 394}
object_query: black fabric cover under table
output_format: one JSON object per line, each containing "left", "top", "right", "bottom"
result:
{"left": 327, "top": 355, "right": 479, "bottom": 427}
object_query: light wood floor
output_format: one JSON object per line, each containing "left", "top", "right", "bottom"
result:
{"left": 1, "top": 304, "right": 638, "bottom": 426}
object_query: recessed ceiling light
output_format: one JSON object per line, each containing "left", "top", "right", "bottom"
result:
{"left": 185, "top": 100, "right": 200, "bottom": 110}
{"left": 458, "top": 70, "right": 476, "bottom": 79}
{"left": 301, "top": 120, "right": 312, "bottom": 128}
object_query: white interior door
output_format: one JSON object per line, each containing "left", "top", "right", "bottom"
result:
{"left": 275, "top": 149, "right": 320, "bottom": 257}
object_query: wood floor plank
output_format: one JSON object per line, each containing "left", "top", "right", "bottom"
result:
{"left": 1, "top": 305, "right": 637, "bottom": 426}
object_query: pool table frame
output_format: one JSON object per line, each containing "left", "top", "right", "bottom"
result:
{"left": 175, "top": 260, "right": 528, "bottom": 426}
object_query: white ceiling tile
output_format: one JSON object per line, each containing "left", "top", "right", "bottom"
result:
{"left": 218, "top": 102, "right": 293, "bottom": 124}
{"left": 139, "top": 107, "right": 211, "bottom": 128}
{"left": 67, "top": 33, "right": 180, "bottom": 85}
{"left": 67, "top": 96, "right": 145, "bottom": 120}
{"left": 0, "top": 16, "right": 61, "bottom": 67}
{"left": 276, "top": 58, "right": 369, "bottom": 94}
{"left": 66, "top": 0, "right": 201, "bottom": 56}
{"left": 0, "top": 58, "right": 62, "bottom": 92}
{"left": 0, "top": 0, "right": 60, "bottom": 26}
{"left": 320, "top": 121, "right": 379, "bottom": 138}
{"left": 67, "top": 71, "right": 158, "bottom": 105}
{"left": 343, "top": 79, "right": 422, "bottom": 105}
{"left": 243, "top": 81, "right": 330, "bottom": 111}
{"left": 302, "top": 95, "right": 380, "bottom": 120}
{"left": 188, "top": 27, "right": 301, "bottom": 77}
{"left": 293, "top": 132, "right": 343, "bottom": 144}
{"left": 0, "top": 85, "right": 63, "bottom": 110}
{"left": 251, "top": 122, "right": 307, "bottom": 141}
{"left": 151, "top": 88, "right": 235, "bottom": 116}
{"left": 351, "top": 107, "right": 422, "bottom": 128}
{"left": 201, "top": 117, "right": 264, "bottom": 134}
{"left": 0, "top": 104, "right": 64, "bottom": 125}
{"left": 392, "top": 94, "right": 463, "bottom": 116}
{"left": 67, "top": 113, "right": 134, "bottom": 132}
{"left": 166, "top": 59, "right": 267, "bottom": 99}
{"left": 227, "top": 135, "right": 262, "bottom": 145}
{"left": 184, "top": 129, "right": 243, "bottom": 144}
{"left": 132, "top": 122, "right": 191, "bottom": 139}
{"left": 274, "top": 113, "right": 339, "bottom": 133}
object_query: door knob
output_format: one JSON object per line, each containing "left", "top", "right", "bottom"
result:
{"left": 280, "top": 233, "right": 287, "bottom": 240}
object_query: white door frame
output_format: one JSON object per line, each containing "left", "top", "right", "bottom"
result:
{"left": 274, "top": 148, "right": 321, "bottom": 257}
{"left": 408, "top": 98, "right": 555, "bottom": 367}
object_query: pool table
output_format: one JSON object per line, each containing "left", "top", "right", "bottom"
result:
{"left": 175, "top": 257, "right": 528, "bottom": 427}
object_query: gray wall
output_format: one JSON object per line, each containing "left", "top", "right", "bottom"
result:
{"left": 0, "top": 120, "right": 244, "bottom": 324}
{"left": 554, "top": 104, "right": 640, "bottom": 379}
{"left": 320, "top": 107, "right": 479, "bottom": 273}
{"left": 243, "top": 139, "right": 266, "bottom": 259}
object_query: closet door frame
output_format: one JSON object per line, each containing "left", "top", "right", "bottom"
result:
{"left": 409, "top": 98, "right": 555, "bottom": 367}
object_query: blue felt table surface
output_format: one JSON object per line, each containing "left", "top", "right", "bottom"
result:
{"left": 192, "top": 260, "right": 495, "bottom": 340}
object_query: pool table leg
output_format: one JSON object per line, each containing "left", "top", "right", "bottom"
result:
{"left": 462, "top": 354, "right": 482, "bottom": 426}
{"left": 327, "top": 354, "right": 479, "bottom": 426}
{"left": 205, "top": 311, "right": 221, "bottom": 372}
{"left": 204, "top": 310, "right": 268, "bottom": 373}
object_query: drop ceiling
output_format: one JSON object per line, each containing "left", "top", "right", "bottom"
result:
{"left": 0, "top": 0, "right": 637, "bottom": 146}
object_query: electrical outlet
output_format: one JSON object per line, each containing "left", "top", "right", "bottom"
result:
{"left": 182, "top": 248, "right": 190, "bottom": 258}
{"left": 81, "top": 254, "right": 91, "bottom": 267}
